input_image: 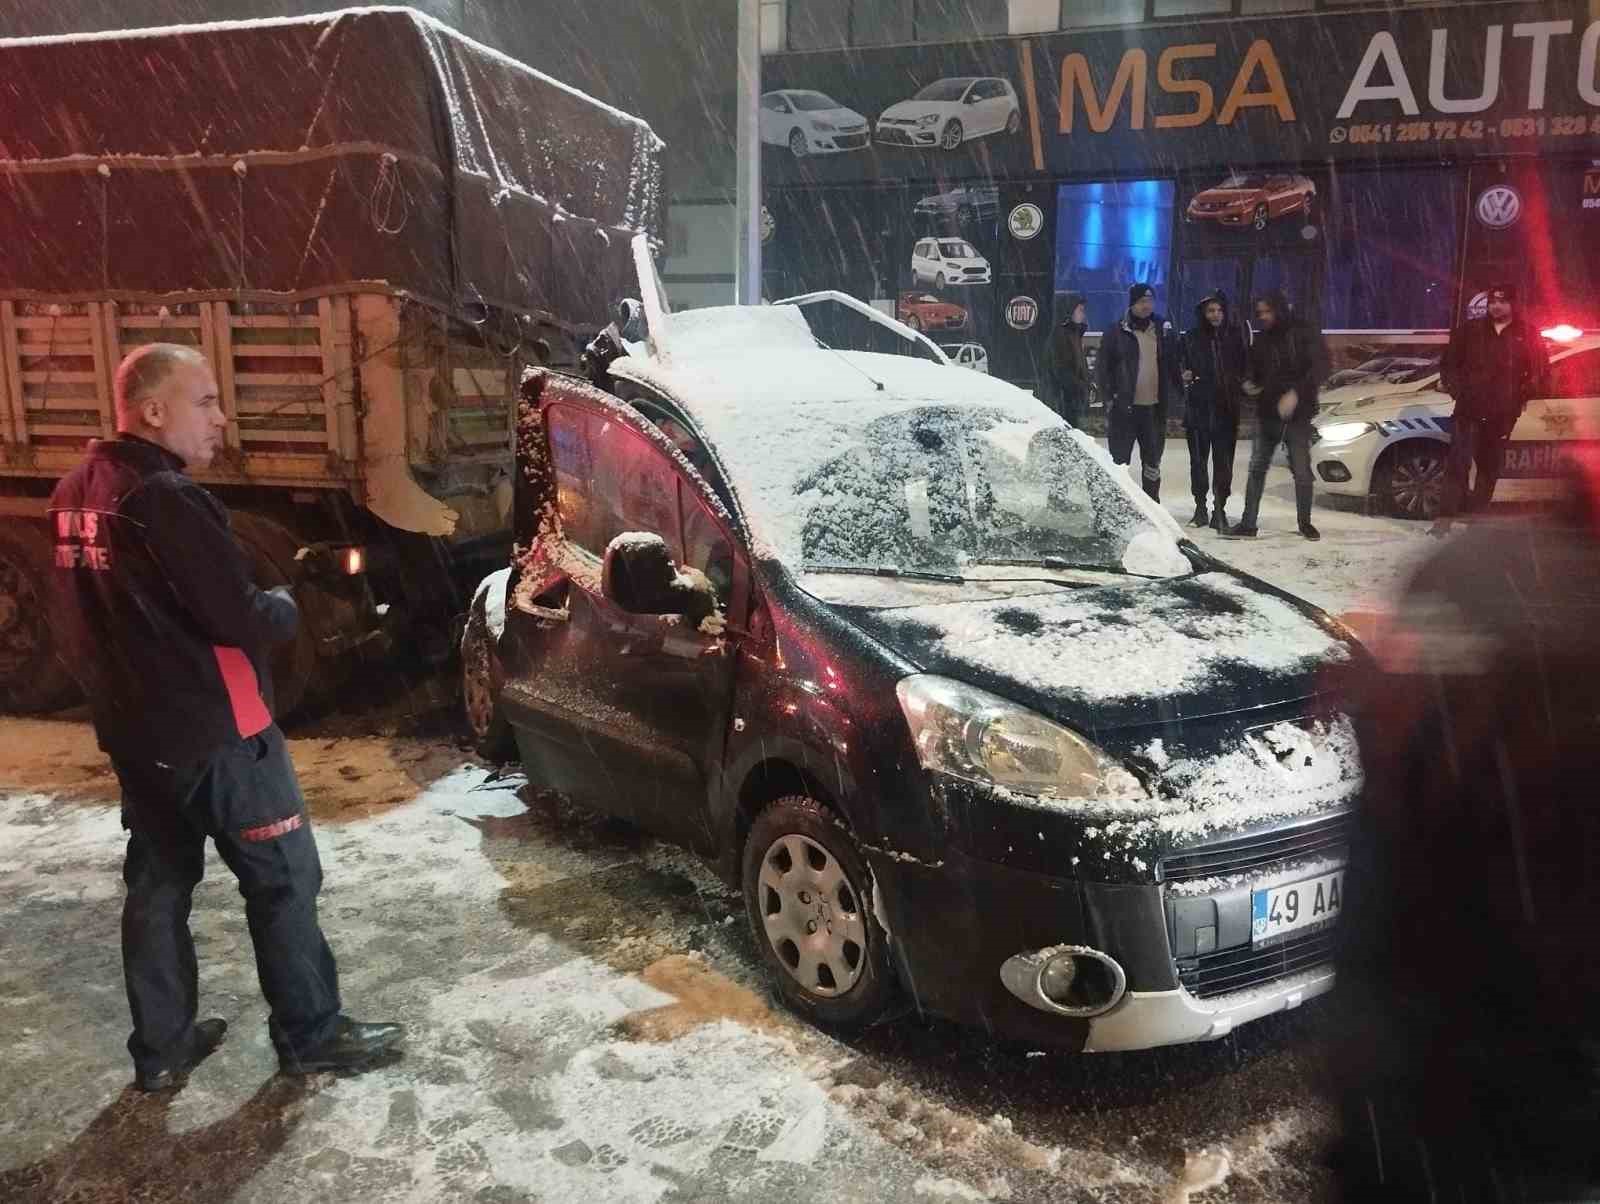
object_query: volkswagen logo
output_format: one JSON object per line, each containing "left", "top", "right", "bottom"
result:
{"left": 1475, "top": 185, "right": 1522, "bottom": 229}
{"left": 1007, "top": 203, "right": 1044, "bottom": 241}
{"left": 1005, "top": 295, "right": 1039, "bottom": 330}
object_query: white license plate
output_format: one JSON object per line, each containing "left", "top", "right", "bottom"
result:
{"left": 1251, "top": 869, "right": 1344, "bottom": 946}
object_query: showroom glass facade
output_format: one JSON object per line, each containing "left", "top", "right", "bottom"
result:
{"left": 762, "top": 0, "right": 1600, "bottom": 386}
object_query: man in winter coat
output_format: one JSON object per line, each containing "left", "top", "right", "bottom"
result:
{"left": 1179, "top": 291, "right": 1250, "bottom": 531}
{"left": 1041, "top": 293, "right": 1091, "bottom": 428}
{"left": 1232, "top": 293, "right": 1325, "bottom": 541}
{"left": 1430, "top": 283, "right": 1549, "bottom": 536}
{"left": 48, "top": 343, "right": 404, "bottom": 1091}
{"left": 1097, "top": 283, "right": 1181, "bottom": 501}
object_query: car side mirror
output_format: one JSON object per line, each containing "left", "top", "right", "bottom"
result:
{"left": 964, "top": 95, "right": 980, "bottom": 104}
{"left": 601, "top": 533, "right": 716, "bottom": 624}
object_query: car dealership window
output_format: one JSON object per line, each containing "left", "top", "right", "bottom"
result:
{"left": 1240, "top": 0, "right": 1313, "bottom": 12}
{"left": 1153, "top": 0, "right": 1230, "bottom": 16}
{"left": 786, "top": 0, "right": 849, "bottom": 52}
{"left": 852, "top": 0, "right": 912, "bottom": 44}
{"left": 914, "top": 0, "right": 1005, "bottom": 42}
{"left": 1321, "top": 169, "right": 1461, "bottom": 331}
{"left": 1059, "top": 0, "right": 1143, "bottom": 28}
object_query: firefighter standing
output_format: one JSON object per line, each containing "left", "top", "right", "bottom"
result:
{"left": 48, "top": 343, "right": 404, "bottom": 1091}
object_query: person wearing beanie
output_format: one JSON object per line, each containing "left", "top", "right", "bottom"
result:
{"left": 1231, "top": 293, "right": 1326, "bottom": 541}
{"left": 1096, "top": 283, "right": 1181, "bottom": 501}
{"left": 1040, "top": 293, "right": 1091, "bottom": 427}
{"left": 1179, "top": 290, "right": 1250, "bottom": 531}
{"left": 1430, "top": 283, "right": 1549, "bottom": 536}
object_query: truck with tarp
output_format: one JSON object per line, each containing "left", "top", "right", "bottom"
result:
{"left": 0, "top": 5, "right": 663, "bottom": 715}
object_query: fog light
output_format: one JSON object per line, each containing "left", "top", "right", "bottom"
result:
{"left": 1000, "top": 945, "right": 1128, "bottom": 1018}
{"left": 1317, "top": 462, "right": 1352, "bottom": 483}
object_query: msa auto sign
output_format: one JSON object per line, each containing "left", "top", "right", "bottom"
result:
{"left": 1476, "top": 184, "right": 1523, "bottom": 228}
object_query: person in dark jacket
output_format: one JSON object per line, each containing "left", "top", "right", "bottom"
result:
{"left": 1179, "top": 290, "right": 1250, "bottom": 531}
{"left": 1331, "top": 463, "right": 1600, "bottom": 1200}
{"left": 48, "top": 343, "right": 403, "bottom": 1091}
{"left": 1231, "top": 293, "right": 1325, "bottom": 541}
{"left": 1430, "top": 284, "right": 1549, "bottom": 536}
{"left": 1097, "top": 283, "right": 1181, "bottom": 501}
{"left": 1041, "top": 293, "right": 1091, "bottom": 427}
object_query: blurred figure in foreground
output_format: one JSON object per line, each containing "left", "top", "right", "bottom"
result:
{"left": 1332, "top": 462, "right": 1600, "bottom": 1200}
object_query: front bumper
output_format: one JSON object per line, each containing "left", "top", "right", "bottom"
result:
{"left": 877, "top": 123, "right": 939, "bottom": 147}
{"left": 1084, "top": 966, "right": 1334, "bottom": 1051}
{"left": 1310, "top": 433, "right": 1383, "bottom": 498}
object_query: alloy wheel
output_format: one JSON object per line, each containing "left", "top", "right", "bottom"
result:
{"left": 1389, "top": 447, "right": 1446, "bottom": 518}
{"left": 789, "top": 128, "right": 808, "bottom": 158}
{"left": 941, "top": 120, "right": 963, "bottom": 151}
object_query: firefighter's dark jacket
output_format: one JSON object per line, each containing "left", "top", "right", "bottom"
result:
{"left": 48, "top": 434, "right": 296, "bottom": 765}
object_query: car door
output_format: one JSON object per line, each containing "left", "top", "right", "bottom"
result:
{"left": 976, "top": 80, "right": 1006, "bottom": 136}
{"left": 759, "top": 93, "right": 789, "bottom": 146}
{"left": 1504, "top": 346, "right": 1600, "bottom": 500}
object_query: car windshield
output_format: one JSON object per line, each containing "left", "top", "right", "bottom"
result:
{"left": 1219, "top": 174, "right": 1265, "bottom": 188}
{"left": 789, "top": 91, "right": 839, "bottom": 112}
{"left": 1326, "top": 357, "right": 1440, "bottom": 388}
{"left": 914, "top": 79, "right": 970, "bottom": 102}
{"left": 685, "top": 382, "right": 1186, "bottom": 579}
{"left": 939, "top": 240, "right": 976, "bottom": 257}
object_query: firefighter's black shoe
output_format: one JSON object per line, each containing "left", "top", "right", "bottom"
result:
{"left": 279, "top": 1016, "right": 405, "bottom": 1075}
{"left": 1299, "top": 522, "right": 1322, "bottom": 542}
{"left": 136, "top": 1017, "right": 227, "bottom": 1092}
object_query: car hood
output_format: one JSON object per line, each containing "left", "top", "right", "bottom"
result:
{"left": 806, "top": 105, "right": 866, "bottom": 125}
{"left": 827, "top": 569, "right": 1358, "bottom": 732}
{"left": 1316, "top": 379, "right": 1447, "bottom": 421}
{"left": 881, "top": 99, "right": 954, "bottom": 120}
{"left": 1191, "top": 189, "right": 1260, "bottom": 205}
{"left": 938, "top": 254, "right": 989, "bottom": 267}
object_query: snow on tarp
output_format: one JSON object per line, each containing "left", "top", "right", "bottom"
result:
{"left": 610, "top": 341, "right": 1190, "bottom": 579}
{"left": 0, "top": 6, "right": 663, "bottom": 329}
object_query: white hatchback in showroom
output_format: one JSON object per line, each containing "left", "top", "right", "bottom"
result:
{"left": 759, "top": 89, "right": 870, "bottom": 157}
{"left": 1311, "top": 329, "right": 1600, "bottom": 519}
{"left": 912, "top": 237, "right": 992, "bottom": 288}
{"left": 876, "top": 77, "right": 1020, "bottom": 151}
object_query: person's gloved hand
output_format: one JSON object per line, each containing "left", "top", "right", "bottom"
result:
{"left": 1277, "top": 388, "right": 1299, "bottom": 421}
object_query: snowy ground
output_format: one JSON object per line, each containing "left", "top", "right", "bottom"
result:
{"left": 1130, "top": 439, "right": 1437, "bottom": 624}
{"left": 1, "top": 719, "right": 1340, "bottom": 1204}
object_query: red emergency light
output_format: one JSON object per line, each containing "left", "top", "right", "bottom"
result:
{"left": 1541, "top": 324, "right": 1583, "bottom": 343}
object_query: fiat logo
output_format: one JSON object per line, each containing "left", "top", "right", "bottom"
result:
{"left": 1475, "top": 185, "right": 1522, "bottom": 229}
{"left": 1007, "top": 203, "right": 1043, "bottom": 241}
{"left": 1005, "top": 295, "right": 1039, "bottom": 330}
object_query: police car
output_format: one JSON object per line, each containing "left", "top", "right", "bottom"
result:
{"left": 1311, "top": 328, "right": 1600, "bottom": 519}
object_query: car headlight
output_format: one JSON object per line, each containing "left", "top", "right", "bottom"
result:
{"left": 896, "top": 675, "right": 1148, "bottom": 801}
{"left": 916, "top": 113, "right": 940, "bottom": 126}
{"left": 1316, "top": 421, "right": 1375, "bottom": 444}
{"left": 811, "top": 120, "right": 836, "bottom": 132}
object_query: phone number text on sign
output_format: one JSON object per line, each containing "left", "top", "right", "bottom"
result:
{"left": 1329, "top": 114, "right": 1600, "bottom": 145}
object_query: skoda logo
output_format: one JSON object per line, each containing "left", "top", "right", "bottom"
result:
{"left": 1005, "top": 295, "right": 1039, "bottom": 330}
{"left": 1007, "top": 203, "right": 1043, "bottom": 241}
{"left": 1475, "top": 185, "right": 1522, "bottom": 229}
{"left": 759, "top": 204, "right": 775, "bottom": 245}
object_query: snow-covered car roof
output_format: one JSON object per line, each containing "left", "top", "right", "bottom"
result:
{"left": 607, "top": 305, "right": 1188, "bottom": 576}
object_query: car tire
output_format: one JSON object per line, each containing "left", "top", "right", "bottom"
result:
{"left": 229, "top": 511, "right": 322, "bottom": 721}
{"left": 0, "top": 523, "right": 81, "bottom": 714}
{"left": 1373, "top": 442, "right": 1447, "bottom": 520}
{"left": 936, "top": 273, "right": 949, "bottom": 289}
{"left": 742, "top": 795, "right": 896, "bottom": 1029}
{"left": 788, "top": 128, "right": 808, "bottom": 158}
{"left": 940, "top": 120, "right": 964, "bottom": 151}
{"left": 460, "top": 587, "right": 515, "bottom": 762}
{"left": 956, "top": 204, "right": 976, "bottom": 229}
{"left": 1005, "top": 109, "right": 1021, "bottom": 135}
{"left": 1252, "top": 203, "right": 1269, "bottom": 231}
{"left": 904, "top": 314, "right": 922, "bottom": 331}
{"left": 1301, "top": 193, "right": 1315, "bottom": 219}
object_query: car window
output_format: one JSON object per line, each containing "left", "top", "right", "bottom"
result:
{"left": 1544, "top": 349, "right": 1600, "bottom": 400}
{"left": 546, "top": 405, "right": 684, "bottom": 565}
{"left": 680, "top": 483, "right": 736, "bottom": 602}
{"left": 762, "top": 94, "right": 789, "bottom": 113}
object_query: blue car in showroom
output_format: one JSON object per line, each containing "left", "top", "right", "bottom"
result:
{"left": 462, "top": 253, "right": 1365, "bottom": 1052}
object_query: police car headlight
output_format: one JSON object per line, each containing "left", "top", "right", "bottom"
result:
{"left": 1316, "top": 422, "right": 1375, "bottom": 445}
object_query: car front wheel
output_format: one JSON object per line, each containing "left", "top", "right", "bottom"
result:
{"left": 904, "top": 314, "right": 922, "bottom": 331}
{"left": 1005, "top": 109, "right": 1021, "bottom": 134}
{"left": 1374, "top": 442, "right": 1447, "bottom": 520}
{"left": 788, "top": 128, "right": 808, "bottom": 158}
{"left": 1252, "top": 203, "right": 1269, "bottom": 231}
{"left": 742, "top": 796, "right": 895, "bottom": 1028}
{"left": 940, "top": 120, "right": 964, "bottom": 150}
